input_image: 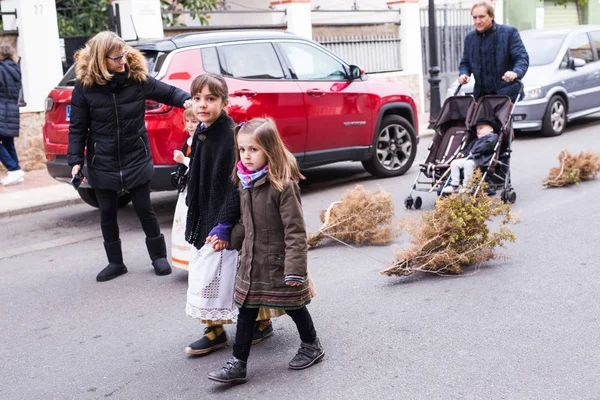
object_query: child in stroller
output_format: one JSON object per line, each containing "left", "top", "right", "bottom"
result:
{"left": 442, "top": 116, "right": 500, "bottom": 194}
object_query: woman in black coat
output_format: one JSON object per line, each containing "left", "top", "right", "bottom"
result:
{"left": 67, "top": 31, "right": 191, "bottom": 282}
{"left": 0, "top": 44, "right": 24, "bottom": 186}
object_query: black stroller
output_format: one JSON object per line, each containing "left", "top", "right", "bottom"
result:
{"left": 404, "top": 95, "right": 474, "bottom": 209}
{"left": 405, "top": 80, "right": 523, "bottom": 209}
{"left": 465, "top": 93, "right": 520, "bottom": 203}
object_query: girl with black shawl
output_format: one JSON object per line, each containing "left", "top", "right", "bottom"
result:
{"left": 183, "top": 74, "right": 279, "bottom": 356}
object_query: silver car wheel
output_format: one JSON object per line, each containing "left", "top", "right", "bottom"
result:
{"left": 550, "top": 101, "right": 565, "bottom": 133}
{"left": 375, "top": 124, "right": 412, "bottom": 171}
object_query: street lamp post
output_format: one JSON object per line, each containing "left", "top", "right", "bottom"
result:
{"left": 427, "top": 0, "right": 441, "bottom": 128}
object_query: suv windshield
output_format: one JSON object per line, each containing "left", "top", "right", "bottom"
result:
{"left": 521, "top": 35, "right": 565, "bottom": 66}
{"left": 57, "top": 50, "right": 167, "bottom": 87}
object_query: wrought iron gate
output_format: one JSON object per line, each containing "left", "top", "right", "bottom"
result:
{"left": 420, "top": 7, "right": 472, "bottom": 111}
{"left": 56, "top": 2, "right": 119, "bottom": 73}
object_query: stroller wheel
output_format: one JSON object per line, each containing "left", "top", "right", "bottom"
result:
{"left": 507, "top": 191, "right": 517, "bottom": 204}
{"left": 414, "top": 196, "right": 423, "bottom": 210}
{"left": 501, "top": 190, "right": 517, "bottom": 204}
{"left": 404, "top": 196, "right": 414, "bottom": 209}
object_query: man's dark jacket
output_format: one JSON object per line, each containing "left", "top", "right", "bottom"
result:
{"left": 459, "top": 22, "right": 529, "bottom": 101}
{"left": 0, "top": 59, "right": 21, "bottom": 138}
{"left": 462, "top": 133, "right": 498, "bottom": 167}
{"left": 67, "top": 50, "right": 190, "bottom": 191}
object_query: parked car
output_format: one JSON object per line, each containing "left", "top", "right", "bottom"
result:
{"left": 447, "top": 25, "right": 600, "bottom": 137}
{"left": 43, "top": 30, "right": 419, "bottom": 208}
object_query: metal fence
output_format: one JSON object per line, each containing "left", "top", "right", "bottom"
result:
{"left": 315, "top": 34, "right": 402, "bottom": 74}
{"left": 56, "top": 4, "right": 112, "bottom": 38}
{"left": 420, "top": 7, "right": 472, "bottom": 75}
{"left": 420, "top": 7, "right": 472, "bottom": 111}
{"left": 56, "top": 3, "right": 117, "bottom": 74}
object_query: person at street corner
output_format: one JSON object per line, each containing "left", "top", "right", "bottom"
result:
{"left": 458, "top": 1, "right": 529, "bottom": 102}
{"left": 0, "top": 44, "right": 24, "bottom": 186}
{"left": 67, "top": 31, "right": 191, "bottom": 282}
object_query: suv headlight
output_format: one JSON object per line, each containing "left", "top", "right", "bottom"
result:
{"left": 523, "top": 86, "right": 542, "bottom": 101}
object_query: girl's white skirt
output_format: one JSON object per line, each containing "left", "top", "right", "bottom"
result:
{"left": 186, "top": 244, "right": 239, "bottom": 322}
{"left": 171, "top": 190, "right": 191, "bottom": 270}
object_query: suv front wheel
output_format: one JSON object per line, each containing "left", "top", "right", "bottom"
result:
{"left": 362, "top": 115, "right": 417, "bottom": 178}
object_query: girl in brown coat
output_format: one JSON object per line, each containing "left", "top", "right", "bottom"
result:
{"left": 207, "top": 118, "right": 324, "bottom": 384}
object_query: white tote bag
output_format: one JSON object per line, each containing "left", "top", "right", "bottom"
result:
{"left": 185, "top": 244, "right": 239, "bottom": 322}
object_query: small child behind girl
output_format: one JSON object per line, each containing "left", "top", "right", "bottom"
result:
{"left": 171, "top": 107, "right": 199, "bottom": 270}
{"left": 208, "top": 118, "right": 324, "bottom": 384}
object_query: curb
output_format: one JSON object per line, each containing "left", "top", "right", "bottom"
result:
{"left": 0, "top": 197, "right": 83, "bottom": 218}
{"left": 0, "top": 183, "right": 83, "bottom": 218}
{"left": 419, "top": 127, "right": 436, "bottom": 138}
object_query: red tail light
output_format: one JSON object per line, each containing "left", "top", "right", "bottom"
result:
{"left": 45, "top": 97, "right": 55, "bottom": 112}
{"left": 145, "top": 100, "right": 173, "bottom": 114}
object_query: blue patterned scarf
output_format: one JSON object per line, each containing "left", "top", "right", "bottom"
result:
{"left": 236, "top": 161, "right": 268, "bottom": 189}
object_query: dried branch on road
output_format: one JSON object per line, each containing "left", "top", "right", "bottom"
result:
{"left": 382, "top": 172, "right": 515, "bottom": 276}
{"left": 307, "top": 185, "right": 398, "bottom": 248}
{"left": 543, "top": 150, "right": 600, "bottom": 187}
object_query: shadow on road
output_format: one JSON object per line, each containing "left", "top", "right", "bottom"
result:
{"left": 300, "top": 162, "right": 374, "bottom": 195}
{"left": 515, "top": 112, "right": 600, "bottom": 141}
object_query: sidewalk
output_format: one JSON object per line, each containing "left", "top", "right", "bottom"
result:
{"left": 0, "top": 169, "right": 81, "bottom": 217}
{"left": 0, "top": 123, "right": 434, "bottom": 218}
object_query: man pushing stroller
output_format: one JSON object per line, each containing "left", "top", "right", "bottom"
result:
{"left": 443, "top": 117, "right": 499, "bottom": 194}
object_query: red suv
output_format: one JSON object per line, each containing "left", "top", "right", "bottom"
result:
{"left": 44, "top": 30, "right": 419, "bottom": 207}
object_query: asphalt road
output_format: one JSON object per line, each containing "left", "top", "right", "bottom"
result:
{"left": 2, "top": 116, "right": 600, "bottom": 400}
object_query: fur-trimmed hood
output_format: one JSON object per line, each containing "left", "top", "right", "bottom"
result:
{"left": 75, "top": 45, "right": 148, "bottom": 87}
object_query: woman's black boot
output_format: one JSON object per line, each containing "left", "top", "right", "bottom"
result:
{"left": 145, "top": 234, "right": 172, "bottom": 276}
{"left": 97, "top": 240, "right": 128, "bottom": 282}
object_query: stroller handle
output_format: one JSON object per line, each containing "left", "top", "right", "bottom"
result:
{"left": 453, "top": 78, "right": 524, "bottom": 100}
{"left": 513, "top": 78, "right": 525, "bottom": 106}
{"left": 454, "top": 84, "right": 463, "bottom": 97}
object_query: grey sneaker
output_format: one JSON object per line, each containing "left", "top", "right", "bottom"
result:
{"left": 289, "top": 338, "right": 325, "bottom": 370}
{"left": 207, "top": 357, "right": 247, "bottom": 384}
{"left": 442, "top": 185, "right": 458, "bottom": 194}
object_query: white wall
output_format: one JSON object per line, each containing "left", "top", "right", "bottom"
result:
{"left": 177, "top": 0, "right": 506, "bottom": 30}
{"left": 115, "top": 0, "right": 164, "bottom": 41}
{"left": 181, "top": 0, "right": 401, "bottom": 27}
{"left": 1, "top": 0, "right": 63, "bottom": 113}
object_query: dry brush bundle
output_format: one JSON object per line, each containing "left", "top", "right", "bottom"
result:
{"left": 543, "top": 150, "right": 600, "bottom": 187}
{"left": 381, "top": 171, "right": 515, "bottom": 276}
{"left": 307, "top": 185, "right": 398, "bottom": 247}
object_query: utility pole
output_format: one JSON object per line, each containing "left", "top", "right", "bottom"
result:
{"left": 427, "top": 0, "right": 441, "bottom": 128}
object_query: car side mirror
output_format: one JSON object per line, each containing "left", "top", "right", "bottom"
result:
{"left": 349, "top": 65, "right": 363, "bottom": 80}
{"left": 570, "top": 57, "right": 586, "bottom": 69}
